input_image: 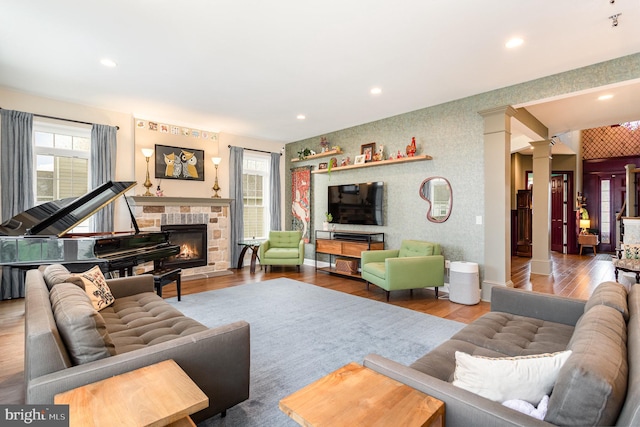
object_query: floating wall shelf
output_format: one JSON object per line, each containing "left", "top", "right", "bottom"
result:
{"left": 291, "top": 149, "right": 343, "bottom": 162}
{"left": 311, "top": 154, "right": 432, "bottom": 174}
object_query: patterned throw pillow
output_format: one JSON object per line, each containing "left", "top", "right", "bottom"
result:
{"left": 73, "top": 265, "right": 115, "bottom": 311}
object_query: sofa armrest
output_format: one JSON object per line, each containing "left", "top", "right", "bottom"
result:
{"left": 298, "top": 239, "right": 305, "bottom": 262}
{"left": 363, "top": 354, "right": 552, "bottom": 427}
{"left": 361, "top": 249, "right": 400, "bottom": 264}
{"left": 386, "top": 255, "right": 445, "bottom": 288}
{"left": 491, "top": 287, "right": 585, "bottom": 326}
{"left": 27, "top": 321, "right": 250, "bottom": 423}
{"left": 106, "top": 275, "right": 155, "bottom": 299}
{"left": 259, "top": 240, "right": 270, "bottom": 259}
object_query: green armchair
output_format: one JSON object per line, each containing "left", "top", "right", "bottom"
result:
{"left": 361, "top": 240, "right": 445, "bottom": 301}
{"left": 259, "top": 230, "right": 305, "bottom": 272}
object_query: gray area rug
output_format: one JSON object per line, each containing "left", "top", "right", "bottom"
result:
{"left": 167, "top": 278, "right": 465, "bottom": 426}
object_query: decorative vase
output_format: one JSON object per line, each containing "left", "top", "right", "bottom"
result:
{"left": 323, "top": 221, "right": 329, "bottom": 231}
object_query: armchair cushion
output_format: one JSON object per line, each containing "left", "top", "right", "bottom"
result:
{"left": 263, "top": 248, "right": 300, "bottom": 259}
{"left": 266, "top": 231, "right": 303, "bottom": 248}
{"left": 364, "top": 262, "right": 386, "bottom": 280}
{"left": 398, "top": 240, "right": 440, "bottom": 257}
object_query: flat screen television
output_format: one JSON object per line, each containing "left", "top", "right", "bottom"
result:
{"left": 328, "top": 182, "right": 384, "bottom": 225}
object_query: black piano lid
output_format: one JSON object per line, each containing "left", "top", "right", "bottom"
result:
{"left": 0, "top": 181, "right": 137, "bottom": 237}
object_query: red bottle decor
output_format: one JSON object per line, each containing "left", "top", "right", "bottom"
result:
{"left": 406, "top": 137, "right": 417, "bottom": 157}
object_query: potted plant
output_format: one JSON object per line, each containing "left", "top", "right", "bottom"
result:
{"left": 323, "top": 212, "right": 333, "bottom": 231}
{"left": 297, "top": 148, "right": 312, "bottom": 160}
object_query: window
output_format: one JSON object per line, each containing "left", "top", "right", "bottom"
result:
{"left": 242, "top": 153, "right": 270, "bottom": 239}
{"left": 601, "top": 179, "right": 611, "bottom": 244}
{"left": 33, "top": 121, "right": 91, "bottom": 231}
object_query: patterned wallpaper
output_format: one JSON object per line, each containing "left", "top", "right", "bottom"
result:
{"left": 286, "top": 53, "right": 640, "bottom": 274}
{"left": 582, "top": 124, "right": 640, "bottom": 159}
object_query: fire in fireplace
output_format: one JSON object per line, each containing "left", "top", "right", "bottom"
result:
{"left": 159, "top": 224, "right": 208, "bottom": 269}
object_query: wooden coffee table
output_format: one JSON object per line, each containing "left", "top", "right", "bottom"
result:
{"left": 279, "top": 362, "right": 444, "bottom": 426}
{"left": 55, "top": 359, "right": 208, "bottom": 427}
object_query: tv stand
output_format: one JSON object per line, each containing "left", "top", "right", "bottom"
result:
{"left": 315, "top": 230, "right": 384, "bottom": 279}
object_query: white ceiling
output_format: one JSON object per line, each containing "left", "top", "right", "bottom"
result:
{"left": 511, "top": 78, "right": 640, "bottom": 155}
{"left": 1, "top": 1, "right": 639, "bottom": 144}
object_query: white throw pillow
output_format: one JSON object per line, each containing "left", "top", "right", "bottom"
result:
{"left": 452, "top": 350, "right": 572, "bottom": 405}
{"left": 73, "top": 265, "right": 115, "bottom": 311}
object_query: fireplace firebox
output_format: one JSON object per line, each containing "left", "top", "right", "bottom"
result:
{"left": 158, "top": 224, "right": 208, "bottom": 269}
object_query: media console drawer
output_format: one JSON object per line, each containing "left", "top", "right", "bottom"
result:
{"left": 316, "top": 239, "right": 343, "bottom": 255}
{"left": 342, "top": 241, "right": 383, "bottom": 257}
{"left": 316, "top": 239, "right": 383, "bottom": 257}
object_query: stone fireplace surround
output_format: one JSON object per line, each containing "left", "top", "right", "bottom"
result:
{"left": 129, "top": 196, "right": 233, "bottom": 280}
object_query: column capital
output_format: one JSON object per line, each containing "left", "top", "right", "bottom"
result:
{"left": 478, "top": 105, "right": 518, "bottom": 119}
{"left": 479, "top": 106, "right": 518, "bottom": 135}
{"left": 529, "top": 139, "right": 552, "bottom": 148}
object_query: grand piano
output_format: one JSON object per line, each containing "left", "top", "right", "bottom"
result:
{"left": 0, "top": 181, "right": 179, "bottom": 275}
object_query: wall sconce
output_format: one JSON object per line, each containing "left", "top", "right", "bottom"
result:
{"left": 580, "top": 219, "right": 591, "bottom": 234}
{"left": 211, "top": 157, "right": 221, "bottom": 198}
{"left": 141, "top": 148, "right": 154, "bottom": 196}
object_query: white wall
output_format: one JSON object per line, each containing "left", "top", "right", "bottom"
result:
{"left": 0, "top": 86, "right": 135, "bottom": 230}
{"left": 0, "top": 86, "right": 286, "bottom": 231}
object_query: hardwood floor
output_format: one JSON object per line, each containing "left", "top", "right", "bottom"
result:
{"left": 0, "top": 251, "right": 621, "bottom": 405}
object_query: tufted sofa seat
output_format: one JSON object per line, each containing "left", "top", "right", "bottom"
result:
{"left": 411, "top": 313, "right": 575, "bottom": 382}
{"left": 100, "top": 293, "right": 209, "bottom": 353}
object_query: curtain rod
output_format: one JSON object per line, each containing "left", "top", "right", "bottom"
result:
{"left": 228, "top": 144, "right": 282, "bottom": 155}
{"left": 0, "top": 107, "right": 119, "bottom": 130}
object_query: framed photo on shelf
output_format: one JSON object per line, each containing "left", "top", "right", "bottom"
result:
{"left": 354, "top": 154, "right": 366, "bottom": 165}
{"left": 361, "top": 142, "right": 376, "bottom": 162}
{"left": 318, "top": 162, "right": 328, "bottom": 170}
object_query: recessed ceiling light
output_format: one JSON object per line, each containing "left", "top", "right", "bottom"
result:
{"left": 100, "top": 58, "right": 117, "bottom": 68}
{"left": 370, "top": 87, "right": 382, "bottom": 95}
{"left": 505, "top": 37, "right": 524, "bottom": 49}
{"left": 296, "top": 114, "right": 306, "bottom": 120}
{"left": 598, "top": 94, "right": 614, "bottom": 101}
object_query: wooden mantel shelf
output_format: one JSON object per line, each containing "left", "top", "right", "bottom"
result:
{"left": 291, "top": 149, "right": 343, "bottom": 162}
{"left": 128, "top": 196, "right": 232, "bottom": 206}
{"left": 311, "top": 154, "right": 432, "bottom": 174}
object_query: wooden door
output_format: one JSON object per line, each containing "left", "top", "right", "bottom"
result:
{"left": 516, "top": 190, "right": 532, "bottom": 257}
{"left": 551, "top": 175, "right": 564, "bottom": 252}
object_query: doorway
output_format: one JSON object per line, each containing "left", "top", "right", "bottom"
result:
{"left": 526, "top": 170, "right": 574, "bottom": 254}
{"left": 584, "top": 157, "right": 640, "bottom": 253}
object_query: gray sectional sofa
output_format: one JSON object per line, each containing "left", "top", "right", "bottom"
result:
{"left": 25, "top": 265, "right": 250, "bottom": 423}
{"left": 364, "top": 282, "right": 640, "bottom": 426}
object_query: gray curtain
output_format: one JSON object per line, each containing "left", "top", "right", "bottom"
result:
{"left": 229, "top": 146, "right": 244, "bottom": 265}
{"left": 91, "top": 124, "right": 117, "bottom": 232}
{"left": 269, "top": 152, "right": 281, "bottom": 231}
{"left": 0, "top": 109, "right": 34, "bottom": 300}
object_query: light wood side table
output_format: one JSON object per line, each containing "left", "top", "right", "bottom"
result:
{"left": 578, "top": 234, "right": 599, "bottom": 255}
{"left": 54, "top": 359, "right": 208, "bottom": 427}
{"left": 279, "top": 362, "right": 444, "bottom": 427}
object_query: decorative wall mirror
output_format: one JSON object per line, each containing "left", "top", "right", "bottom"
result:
{"left": 419, "top": 176, "right": 452, "bottom": 223}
